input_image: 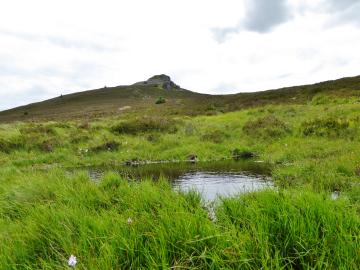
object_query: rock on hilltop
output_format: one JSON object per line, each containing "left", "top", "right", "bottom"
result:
{"left": 134, "top": 74, "right": 180, "bottom": 90}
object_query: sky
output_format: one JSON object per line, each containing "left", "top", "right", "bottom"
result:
{"left": 1, "top": 0, "right": 360, "bottom": 110}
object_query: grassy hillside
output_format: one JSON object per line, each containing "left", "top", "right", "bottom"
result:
{"left": 0, "top": 75, "right": 360, "bottom": 269}
{"left": 1, "top": 75, "right": 360, "bottom": 122}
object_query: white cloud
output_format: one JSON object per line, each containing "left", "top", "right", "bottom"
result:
{"left": 0, "top": 0, "right": 359, "bottom": 110}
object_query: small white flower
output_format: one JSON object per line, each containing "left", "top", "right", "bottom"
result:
{"left": 208, "top": 211, "right": 217, "bottom": 222}
{"left": 68, "top": 254, "right": 77, "bottom": 267}
{"left": 127, "top": 217, "right": 133, "bottom": 225}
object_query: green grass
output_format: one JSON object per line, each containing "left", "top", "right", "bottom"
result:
{"left": 1, "top": 101, "right": 360, "bottom": 190}
{"left": 0, "top": 169, "right": 358, "bottom": 269}
{"left": 0, "top": 78, "right": 360, "bottom": 268}
{"left": 217, "top": 190, "right": 360, "bottom": 269}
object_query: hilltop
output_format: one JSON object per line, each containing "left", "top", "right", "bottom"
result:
{"left": 133, "top": 74, "right": 181, "bottom": 90}
{"left": 0, "top": 74, "right": 360, "bottom": 122}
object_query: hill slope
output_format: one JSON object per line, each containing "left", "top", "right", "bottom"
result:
{"left": 1, "top": 74, "right": 360, "bottom": 122}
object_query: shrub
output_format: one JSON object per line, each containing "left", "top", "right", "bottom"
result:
{"left": 111, "top": 117, "right": 179, "bottom": 135}
{"left": 243, "top": 115, "right": 291, "bottom": 139}
{"left": 155, "top": 96, "right": 166, "bottom": 104}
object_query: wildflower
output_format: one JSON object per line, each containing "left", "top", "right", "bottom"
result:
{"left": 127, "top": 217, "right": 133, "bottom": 225}
{"left": 208, "top": 211, "right": 217, "bottom": 222}
{"left": 68, "top": 255, "right": 77, "bottom": 267}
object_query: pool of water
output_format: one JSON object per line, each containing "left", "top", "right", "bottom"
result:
{"left": 173, "top": 171, "right": 272, "bottom": 202}
{"left": 84, "top": 160, "right": 272, "bottom": 201}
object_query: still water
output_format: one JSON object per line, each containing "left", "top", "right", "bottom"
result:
{"left": 172, "top": 171, "right": 272, "bottom": 202}
{"left": 86, "top": 160, "right": 273, "bottom": 201}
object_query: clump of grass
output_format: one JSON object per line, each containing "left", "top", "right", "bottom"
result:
{"left": 0, "top": 170, "right": 223, "bottom": 269}
{"left": 70, "top": 134, "right": 90, "bottom": 144}
{"left": 301, "top": 117, "right": 352, "bottom": 138}
{"left": 20, "top": 124, "right": 57, "bottom": 136}
{"left": 17, "top": 123, "right": 64, "bottom": 153}
{"left": 184, "top": 122, "right": 197, "bottom": 136}
{"left": 243, "top": 115, "right": 291, "bottom": 139}
{"left": 19, "top": 132, "right": 62, "bottom": 153}
{"left": 146, "top": 133, "right": 161, "bottom": 143}
{"left": 310, "top": 94, "right": 333, "bottom": 105}
{"left": 78, "top": 122, "right": 91, "bottom": 130}
{"left": 216, "top": 189, "right": 360, "bottom": 269}
{"left": 0, "top": 138, "right": 24, "bottom": 153}
{"left": 201, "top": 129, "right": 229, "bottom": 143}
{"left": 111, "top": 117, "right": 179, "bottom": 135}
{"left": 39, "top": 140, "right": 54, "bottom": 152}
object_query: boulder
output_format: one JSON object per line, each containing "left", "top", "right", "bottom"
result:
{"left": 133, "top": 74, "right": 180, "bottom": 90}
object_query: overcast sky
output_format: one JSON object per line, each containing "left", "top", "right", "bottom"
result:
{"left": 1, "top": 0, "right": 360, "bottom": 110}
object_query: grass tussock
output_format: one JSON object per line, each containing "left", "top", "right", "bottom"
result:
{"left": 111, "top": 116, "right": 179, "bottom": 135}
{"left": 20, "top": 124, "right": 57, "bottom": 136}
{"left": 217, "top": 189, "right": 360, "bottom": 269}
{"left": 201, "top": 129, "right": 230, "bottom": 143}
{"left": 243, "top": 115, "right": 292, "bottom": 139}
{"left": 301, "top": 117, "right": 355, "bottom": 138}
{"left": 0, "top": 138, "right": 23, "bottom": 153}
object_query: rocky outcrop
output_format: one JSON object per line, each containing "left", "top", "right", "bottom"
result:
{"left": 134, "top": 74, "right": 180, "bottom": 90}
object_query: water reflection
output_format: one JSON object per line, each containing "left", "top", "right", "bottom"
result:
{"left": 173, "top": 171, "right": 272, "bottom": 202}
